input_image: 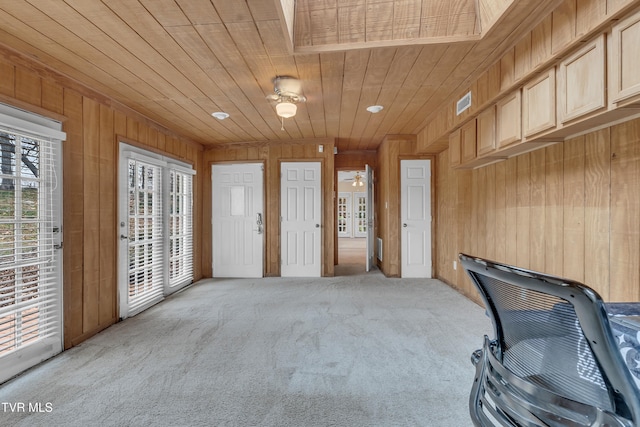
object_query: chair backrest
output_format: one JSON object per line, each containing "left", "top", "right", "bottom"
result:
{"left": 459, "top": 253, "right": 640, "bottom": 426}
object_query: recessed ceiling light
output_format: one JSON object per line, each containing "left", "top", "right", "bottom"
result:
{"left": 211, "top": 112, "right": 229, "bottom": 120}
{"left": 366, "top": 105, "right": 384, "bottom": 113}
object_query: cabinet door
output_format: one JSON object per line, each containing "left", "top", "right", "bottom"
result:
{"left": 496, "top": 89, "right": 522, "bottom": 149}
{"left": 557, "top": 34, "right": 605, "bottom": 123}
{"left": 460, "top": 119, "right": 477, "bottom": 164}
{"left": 522, "top": 68, "right": 556, "bottom": 137}
{"left": 449, "top": 128, "right": 461, "bottom": 168}
{"left": 611, "top": 11, "right": 640, "bottom": 105}
{"left": 477, "top": 106, "right": 496, "bottom": 156}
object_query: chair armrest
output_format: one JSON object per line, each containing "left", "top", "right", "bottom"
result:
{"left": 471, "top": 348, "right": 482, "bottom": 366}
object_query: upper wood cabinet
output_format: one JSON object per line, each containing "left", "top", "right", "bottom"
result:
{"left": 477, "top": 106, "right": 496, "bottom": 156}
{"left": 460, "top": 119, "right": 477, "bottom": 164}
{"left": 496, "top": 89, "right": 522, "bottom": 148}
{"left": 443, "top": 14, "right": 640, "bottom": 172}
{"left": 522, "top": 68, "right": 556, "bottom": 137}
{"left": 449, "top": 128, "right": 461, "bottom": 168}
{"left": 557, "top": 34, "right": 606, "bottom": 123}
{"left": 610, "top": 10, "right": 640, "bottom": 106}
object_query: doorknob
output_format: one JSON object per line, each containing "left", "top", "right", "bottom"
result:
{"left": 254, "top": 213, "right": 264, "bottom": 234}
{"left": 120, "top": 234, "right": 129, "bottom": 240}
{"left": 315, "top": 224, "right": 320, "bottom": 228}
{"left": 402, "top": 223, "right": 407, "bottom": 228}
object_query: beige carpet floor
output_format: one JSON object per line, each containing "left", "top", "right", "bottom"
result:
{"left": 0, "top": 270, "right": 491, "bottom": 427}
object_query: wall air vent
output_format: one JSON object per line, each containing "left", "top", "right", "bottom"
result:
{"left": 456, "top": 91, "right": 472, "bottom": 116}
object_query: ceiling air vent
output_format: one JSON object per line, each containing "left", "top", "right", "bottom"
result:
{"left": 456, "top": 91, "right": 472, "bottom": 116}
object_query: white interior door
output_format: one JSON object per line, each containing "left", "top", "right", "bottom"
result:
{"left": 337, "top": 192, "right": 351, "bottom": 237}
{"left": 400, "top": 159, "right": 432, "bottom": 278}
{"left": 281, "top": 162, "right": 321, "bottom": 277}
{"left": 212, "top": 163, "right": 264, "bottom": 278}
{"left": 365, "top": 164, "right": 375, "bottom": 271}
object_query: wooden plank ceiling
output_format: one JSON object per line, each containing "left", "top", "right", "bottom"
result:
{"left": 0, "top": 0, "right": 561, "bottom": 151}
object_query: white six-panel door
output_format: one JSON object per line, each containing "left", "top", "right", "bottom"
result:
{"left": 400, "top": 159, "right": 432, "bottom": 278}
{"left": 281, "top": 162, "right": 321, "bottom": 277}
{"left": 212, "top": 163, "right": 264, "bottom": 278}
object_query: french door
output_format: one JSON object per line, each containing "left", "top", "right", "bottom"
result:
{"left": 353, "top": 192, "right": 367, "bottom": 238}
{"left": 118, "top": 144, "right": 194, "bottom": 319}
{"left": 0, "top": 105, "right": 64, "bottom": 383}
{"left": 168, "top": 169, "right": 195, "bottom": 288}
{"left": 337, "top": 192, "right": 351, "bottom": 237}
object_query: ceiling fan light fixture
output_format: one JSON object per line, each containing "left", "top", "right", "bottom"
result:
{"left": 276, "top": 101, "right": 297, "bottom": 118}
{"left": 211, "top": 111, "right": 229, "bottom": 120}
{"left": 366, "top": 105, "right": 384, "bottom": 113}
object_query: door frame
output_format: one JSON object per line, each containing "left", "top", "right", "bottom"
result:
{"left": 334, "top": 167, "right": 375, "bottom": 269}
{"left": 211, "top": 161, "right": 265, "bottom": 278}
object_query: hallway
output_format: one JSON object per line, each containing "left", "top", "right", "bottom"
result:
{"left": 338, "top": 237, "right": 366, "bottom": 266}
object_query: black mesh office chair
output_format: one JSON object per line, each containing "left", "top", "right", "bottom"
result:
{"left": 459, "top": 253, "right": 640, "bottom": 427}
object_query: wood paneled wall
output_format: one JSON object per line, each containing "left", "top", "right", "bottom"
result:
{"left": 376, "top": 135, "right": 435, "bottom": 277}
{"left": 0, "top": 52, "right": 204, "bottom": 349}
{"left": 436, "top": 118, "right": 640, "bottom": 304}
{"left": 334, "top": 150, "right": 377, "bottom": 170}
{"left": 202, "top": 139, "right": 335, "bottom": 277}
